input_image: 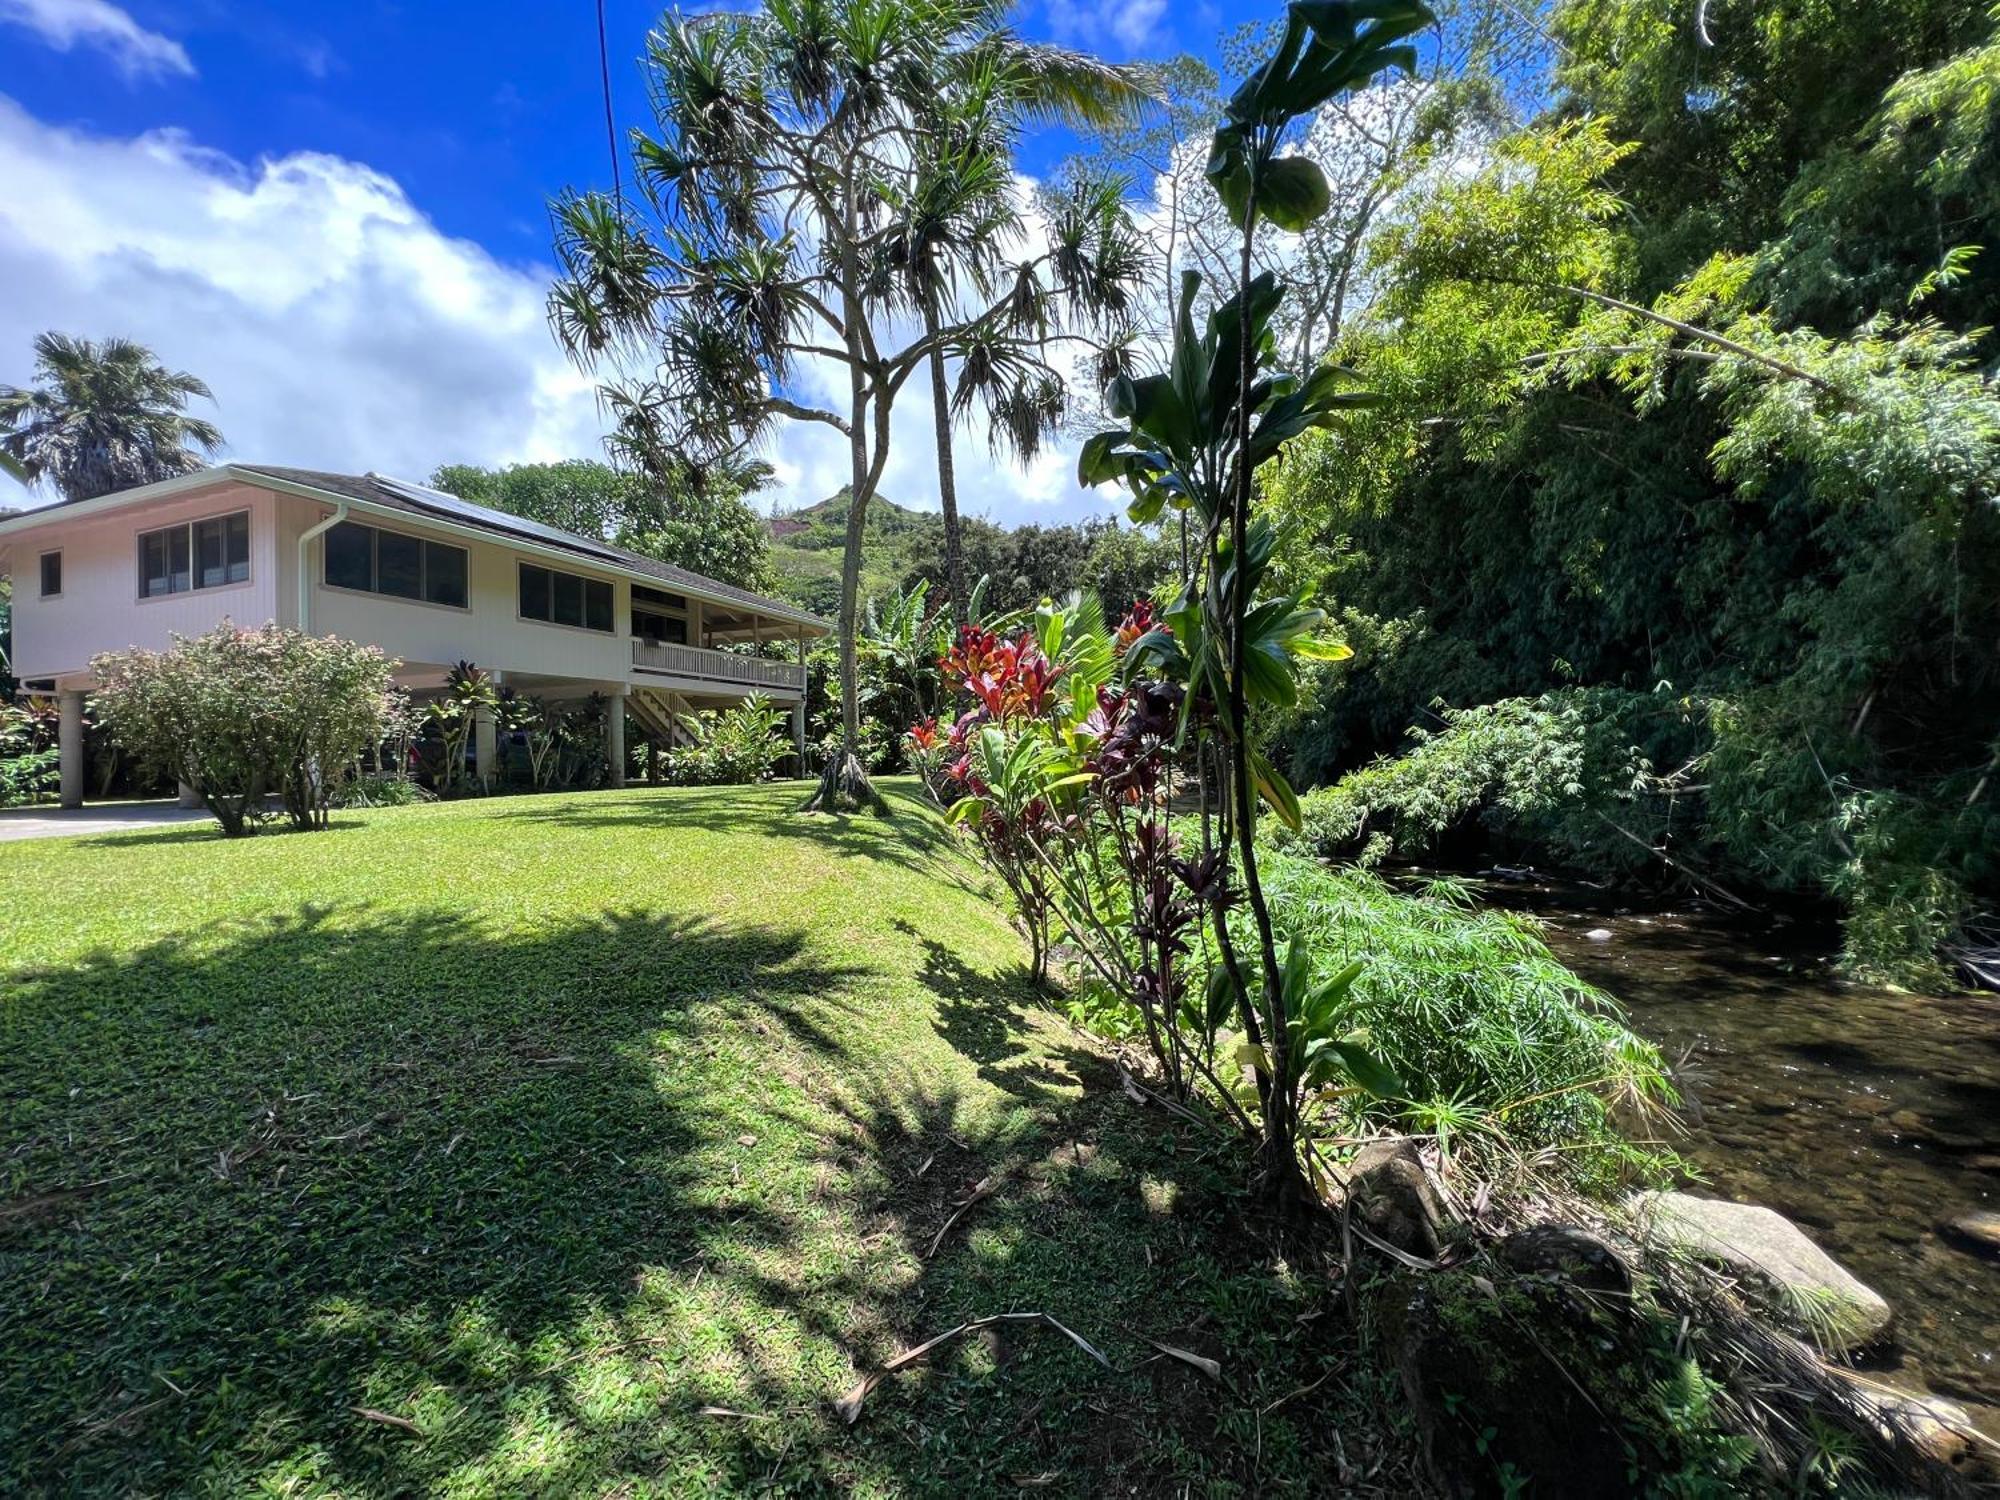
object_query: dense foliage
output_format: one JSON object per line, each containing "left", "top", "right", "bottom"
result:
{"left": 0, "top": 697, "right": 58, "bottom": 806}
{"left": 1264, "top": 0, "right": 2000, "bottom": 985}
{"left": 660, "top": 693, "right": 788, "bottom": 785}
{"left": 91, "top": 624, "right": 399, "bottom": 834}
{"left": 772, "top": 486, "right": 1177, "bottom": 626}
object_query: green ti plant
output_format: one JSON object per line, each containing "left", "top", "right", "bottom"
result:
{"left": 1076, "top": 0, "right": 1432, "bottom": 1198}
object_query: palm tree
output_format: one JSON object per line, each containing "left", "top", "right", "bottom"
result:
{"left": 0, "top": 333, "right": 224, "bottom": 502}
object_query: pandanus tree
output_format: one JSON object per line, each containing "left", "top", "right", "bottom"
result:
{"left": 0, "top": 333, "right": 224, "bottom": 502}
{"left": 548, "top": 0, "right": 1147, "bottom": 812}
{"left": 884, "top": 65, "right": 1148, "bottom": 625}
{"left": 1079, "top": 0, "right": 1433, "bottom": 1197}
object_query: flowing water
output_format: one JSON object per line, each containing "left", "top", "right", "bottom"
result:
{"left": 1473, "top": 877, "right": 2000, "bottom": 1426}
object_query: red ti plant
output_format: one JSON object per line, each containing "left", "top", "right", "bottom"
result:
{"left": 902, "top": 716, "right": 950, "bottom": 803}
{"left": 923, "top": 621, "right": 1079, "bottom": 980}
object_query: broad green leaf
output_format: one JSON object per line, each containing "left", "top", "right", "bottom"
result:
{"left": 1204, "top": 964, "right": 1240, "bottom": 1034}
{"left": 1313, "top": 1037, "right": 1403, "bottom": 1099}
{"left": 1251, "top": 750, "right": 1303, "bottom": 831}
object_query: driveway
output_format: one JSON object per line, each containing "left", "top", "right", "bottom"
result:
{"left": 0, "top": 801, "right": 211, "bottom": 843}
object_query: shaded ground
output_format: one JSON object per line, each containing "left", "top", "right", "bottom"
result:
{"left": 0, "top": 781, "right": 1409, "bottom": 1496}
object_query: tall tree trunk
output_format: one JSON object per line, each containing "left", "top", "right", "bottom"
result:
{"left": 804, "top": 357, "right": 884, "bottom": 813}
{"left": 923, "top": 297, "right": 969, "bottom": 626}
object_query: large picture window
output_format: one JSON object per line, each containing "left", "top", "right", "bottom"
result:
{"left": 139, "top": 510, "right": 248, "bottom": 598}
{"left": 632, "top": 584, "right": 690, "bottom": 645}
{"left": 323, "top": 520, "right": 468, "bottom": 608}
{"left": 519, "top": 563, "right": 613, "bottom": 633}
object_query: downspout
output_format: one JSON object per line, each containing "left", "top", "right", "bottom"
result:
{"left": 296, "top": 503, "right": 349, "bottom": 632}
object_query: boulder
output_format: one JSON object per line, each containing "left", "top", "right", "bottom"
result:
{"left": 1939, "top": 1210, "right": 2000, "bottom": 1255}
{"left": 1499, "top": 1223, "right": 1634, "bottom": 1298}
{"left": 1344, "top": 1138, "right": 1444, "bottom": 1259}
{"left": 1583, "top": 927, "right": 1614, "bottom": 941}
{"left": 1626, "top": 1191, "right": 1892, "bottom": 1352}
{"left": 1830, "top": 1371, "right": 1992, "bottom": 1481}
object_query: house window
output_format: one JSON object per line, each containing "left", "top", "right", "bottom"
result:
{"left": 38, "top": 551, "right": 61, "bottom": 598}
{"left": 631, "top": 584, "right": 689, "bottom": 644}
{"left": 519, "top": 563, "right": 613, "bottom": 632}
{"left": 322, "top": 520, "right": 468, "bottom": 608}
{"left": 633, "top": 609, "right": 688, "bottom": 645}
{"left": 137, "top": 512, "right": 247, "bottom": 597}
{"left": 139, "top": 510, "right": 248, "bottom": 597}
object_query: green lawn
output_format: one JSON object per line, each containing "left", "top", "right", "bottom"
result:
{"left": 0, "top": 783, "right": 1400, "bottom": 1496}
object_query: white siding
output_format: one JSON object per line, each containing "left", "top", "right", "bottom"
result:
{"left": 8, "top": 483, "right": 280, "bottom": 683}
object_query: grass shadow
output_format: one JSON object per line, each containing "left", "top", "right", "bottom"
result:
{"left": 0, "top": 901, "right": 877, "bottom": 1494}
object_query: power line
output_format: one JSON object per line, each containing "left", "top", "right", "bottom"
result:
{"left": 596, "top": 0, "right": 624, "bottom": 208}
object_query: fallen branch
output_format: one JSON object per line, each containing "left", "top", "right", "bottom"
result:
{"left": 1115, "top": 1064, "right": 1214, "bottom": 1130}
{"left": 925, "top": 1172, "right": 1003, "bottom": 1260}
{"left": 1139, "top": 1337, "right": 1222, "bottom": 1382}
{"left": 834, "top": 1312, "right": 1110, "bottom": 1424}
{"left": 351, "top": 1406, "right": 421, "bottom": 1436}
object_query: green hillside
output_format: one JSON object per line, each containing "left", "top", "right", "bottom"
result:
{"left": 766, "top": 488, "right": 972, "bottom": 615}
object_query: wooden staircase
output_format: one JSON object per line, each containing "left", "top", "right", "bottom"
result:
{"left": 627, "top": 687, "right": 697, "bottom": 748}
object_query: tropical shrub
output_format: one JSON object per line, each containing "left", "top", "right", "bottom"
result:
{"left": 0, "top": 699, "right": 58, "bottom": 806}
{"left": 664, "top": 694, "right": 787, "bottom": 786}
{"left": 91, "top": 623, "right": 399, "bottom": 835}
{"left": 1249, "top": 853, "right": 1674, "bottom": 1179}
{"left": 931, "top": 588, "right": 1402, "bottom": 1201}
{"left": 334, "top": 773, "right": 433, "bottom": 809}
{"left": 421, "top": 661, "right": 496, "bottom": 795}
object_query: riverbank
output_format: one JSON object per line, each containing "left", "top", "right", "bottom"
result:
{"left": 1469, "top": 872, "right": 2000, "bottom": 1432}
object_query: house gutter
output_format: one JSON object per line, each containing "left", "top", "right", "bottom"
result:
{"left": 296, "top": 503, "right": 349, "bottom": 632}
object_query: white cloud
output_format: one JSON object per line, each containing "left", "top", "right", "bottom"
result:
{"left": 0, "top": 99, "right": 1121, "bottom": 530}
{"left": 0, "top": 0, "right": 194, "bottom": 79}
{"left": 0, "top": 97, "right": 604, "bottom": 508}
{"left": 1042, "top": 0, "right": 1173, "bottom": 57}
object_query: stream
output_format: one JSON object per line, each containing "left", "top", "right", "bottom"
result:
{"left": 1473, "top": 876, "right": 2000, "bottom": 1428}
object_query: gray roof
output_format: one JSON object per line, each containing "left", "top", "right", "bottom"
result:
{"left": 237, "top": 465, "right": 827, "bottom": 631}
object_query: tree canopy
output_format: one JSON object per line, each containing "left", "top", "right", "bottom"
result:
{"left": 431, "top": 459, "right": 772, "bottom": 591}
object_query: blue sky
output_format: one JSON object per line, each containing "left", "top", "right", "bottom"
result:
{"left": 0, "top": 0, "right": 1221, "bottom": 521}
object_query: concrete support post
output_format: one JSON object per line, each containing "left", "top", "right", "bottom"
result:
{"left": 605, "top": 694, "right": 627, "bottom": 788}
{"left": 58, "top": 689, "right": 85, "bottom": 809}
{"left": 177, "top": 781, "right": 201, "bottom": 809}
{"left": 474, "top": 703, "right": 496, "bottom": 787}
{"left": 792, "top": 700, "right": 807, "bottom": 780}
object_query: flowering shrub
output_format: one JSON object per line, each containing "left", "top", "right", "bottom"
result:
{"left": 92, "top": 623, "right": 400, "bottom": 835}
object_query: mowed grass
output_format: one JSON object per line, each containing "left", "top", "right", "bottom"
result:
{"left": 0, "top": 782, "right": 1400, "bottom": 1497}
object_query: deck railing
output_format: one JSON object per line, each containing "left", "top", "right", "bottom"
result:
{"left": 631, "top": 638, "right": 806, "bottom": 691}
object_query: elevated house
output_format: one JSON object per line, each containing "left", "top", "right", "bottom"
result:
{"left": 0, "top": 465, "right": 828, "bottom": 807}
